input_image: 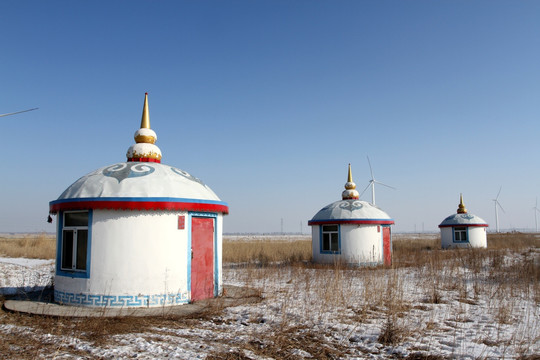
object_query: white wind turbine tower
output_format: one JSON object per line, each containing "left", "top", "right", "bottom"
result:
{"left": 359, "top": 156, "right": 395, "bottom": 206}
{"left": 533, "top": 198, "right": 540, "bottom": 233}
{"left": 492, "top": 187, "right": 505, "bottom": 233}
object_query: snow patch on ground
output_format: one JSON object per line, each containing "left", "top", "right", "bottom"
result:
{"left": 0, "top": 254, "right": 538, "bottom": 359}
{"left": 0, "top": 257, "right": 54, "bottom": 295}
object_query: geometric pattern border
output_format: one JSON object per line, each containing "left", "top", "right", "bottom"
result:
{"left": 54, "top": 290, "right": 190, "bottom": 307}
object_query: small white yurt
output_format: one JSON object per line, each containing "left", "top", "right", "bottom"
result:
{"left": 308, "top": 165, "right": 395, "bottom": 266}
{"left": 439, "top": 195, "right": 487, "bottom": 249}
{"left": 49, "top": 93, "right": 229, "bottom": 308}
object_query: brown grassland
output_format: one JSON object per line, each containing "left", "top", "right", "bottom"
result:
{"left": 0, "top": 233, "right": 56, "bottom": 260}
{"left": 0, "top": 232, "right": 538, "bottom": 359}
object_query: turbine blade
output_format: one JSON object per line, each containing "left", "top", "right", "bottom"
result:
{"left": 495, "top": 186, "right": 502, "bottom": 200}
{"left": 359, "top": 182, "right": 371, "bottom": 198}
{"left": 0, "top": 107, "right": 39, "bottom": 117}
{"left": 496, "top": 201, "right": 505, "bottom": 213}
{"left": 374, "top": 180, "right": 396, "bottom": 190}
{"left": 367, "top": 156, "right": 374, "bottom": 179}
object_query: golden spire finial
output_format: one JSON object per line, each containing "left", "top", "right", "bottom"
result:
{"left": 140, "top": 92, "right": 150, "bottom": 129}
{"left": 342, "top": 163, "right": 359, "bottom": 200}
{"left": 126, "top": 93, "right": 162, "bottom": 163}
{"left": 457, "top": 193, "right": 467, "bottom": 214}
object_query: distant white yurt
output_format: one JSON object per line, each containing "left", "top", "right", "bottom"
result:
{"left": 49, "top": 93, "right": 229, "bottom": 308}
{"left": 439, "top": 195, "right": 487, "bottom": 249}
{"left": 308, "top": 165, "right": 395, "bottom": 266}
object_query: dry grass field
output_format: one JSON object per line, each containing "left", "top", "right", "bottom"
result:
{"left": 0, "top": 232, "right": 538, "bottom": 359}
{"left": 0, "top": 233, "right": 55, "bottom": 260}
{"left": 1, "top": 232, "right": 537, "bottom": 263}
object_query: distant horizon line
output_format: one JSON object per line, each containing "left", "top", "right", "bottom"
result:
{"left": 1, "top": 229, "right": 538, "bottom": 236}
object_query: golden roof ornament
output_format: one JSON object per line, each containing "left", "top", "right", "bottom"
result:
{"left": 140, "top": 92, "right": 150, "bottom": 129}
{"left": 126, "top": 93, "right": 162, "bottom": 163}
{"left": 457, "top": 194, "right": 467, "bottom": 214}
{"left": 342, "top": 164, "right": 360, "bottom": 200}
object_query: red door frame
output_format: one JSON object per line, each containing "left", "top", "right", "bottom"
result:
{"left": 190, "top": 216, "right": 215, "bottom": 301}
{"left": 382, "top": 226, "right": 392, "bottom": 266}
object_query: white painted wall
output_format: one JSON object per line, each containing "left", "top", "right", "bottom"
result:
{"left": 311, "top": 224, "right": 384, "bottom": 265}
{"left": 440, "top": 226, "right": 487, "bottom": 249}
{"left": 55, "top": 210, "right": 224, "bottom": 307}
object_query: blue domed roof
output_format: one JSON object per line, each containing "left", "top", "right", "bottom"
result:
{"left": 439, "top": 213, "right": 487, "bottom": 227}
{"left": 50, "top": 162, "right": 228, "bottom": 214}
{"left": 308, "top": 199, "right": 394, "bottom": 225}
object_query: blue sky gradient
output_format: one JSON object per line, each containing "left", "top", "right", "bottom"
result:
{"left": 2, "top": 1, "right": 539, "bottom": 233}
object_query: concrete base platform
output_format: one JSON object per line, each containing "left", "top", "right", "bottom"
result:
{"left": 3, "top": 285, "right": 261, "bottom": 318}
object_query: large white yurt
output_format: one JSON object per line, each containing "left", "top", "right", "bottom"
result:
{"left": 439, "top": 195, "right": 488, "bottom": 249}
{"left": 308, "top": 165, "right": 395, "bottom": 266}
{"left": 49, "top": 93, "right": 229, "bottom": 308}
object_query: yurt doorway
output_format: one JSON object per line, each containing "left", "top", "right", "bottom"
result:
{"left": 191, "top": 216, "right": 215, "bottom": 301}
{"left": 382, "top": 226, "right": 392, "bottom": 266}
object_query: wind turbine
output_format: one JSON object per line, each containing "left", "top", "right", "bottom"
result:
{"left": 492, "top": 187, "right": 505, "bottom": 233}
{"left": 0, "top": 107, "right": 39, "bottom": 117}
{"left": 359, "top": 156, "right": 395, "bottom": 206}
{"left": 533, "top": 198, "right": 540, "bottom": 233}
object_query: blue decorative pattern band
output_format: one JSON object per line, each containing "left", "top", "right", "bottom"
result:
{"left": 54, "top": 290, "right": 190, "bottom": 307}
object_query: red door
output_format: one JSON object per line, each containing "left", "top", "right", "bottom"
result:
{"left": 383, "top": 227, "right": 392, "bottom": 266}
{"left": 191, "top": 217, "right": 215, "bottom": 301}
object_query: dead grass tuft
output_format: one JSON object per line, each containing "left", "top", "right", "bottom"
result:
{"left": 405, "top": 353, "right": 446, "bottom": 360}
{"left": 206, "top": 350, "right": 252, "bottom": 360}
{"left": 244, "top": 325, "right": 348, "bottom": 359}
{"left": 378, "top": 315, "right": 403, "bottom": 345}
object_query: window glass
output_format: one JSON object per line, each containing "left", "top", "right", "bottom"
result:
{"left": 65, "top": 212, "right": 89, "bottom": 227}
{"left": 76, "top": 230, "right": 88, "bottom": 270}
{"left": 330, "top": 233, "right": 339, "bottom": 251}
{"left": 322, "top": 225, "right": 338, "bottom": 232}
{"left": 321, "top": 224, "right": 339, "bottom": 252}
{"left": 322, "top": 233, "right": 330, "bottom": 251}
{"left": 454, "top": 227, "right": 467, "bottom": 242}
{"left": 60, "top": 211, "right": 89, "bottom": 272}
{"left": 61, "top": 230, "right": 74, "bottom": 269}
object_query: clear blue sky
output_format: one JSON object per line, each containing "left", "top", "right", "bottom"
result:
{"left": 1, "top": 1, "right": 539, "bottom": 234}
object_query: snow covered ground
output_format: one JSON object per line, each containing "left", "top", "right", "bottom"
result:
{"left": 0, "top": 257, "right": 54, "bottom": 296}
{"left": 0, "top": 251, "right": 539, "bottom": 359}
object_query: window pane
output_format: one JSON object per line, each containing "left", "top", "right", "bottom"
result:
{"left": 330, "top": 233, "right": 339, "bottom": 251}
{"left": 322, "top": 233, "right": 330, "bottom": 251}
{"left": 62, "top": 230, "right": 74, "bottom": 269}
{"left": 322, "top": 225, "right": 338, "bottom": 232}
{"left": 65, "top": 211, "right": 88, "bottom": 227}
{"left": 454, "top": 228, "right": 467, "bottom": 241}
{"left": 76, "top": 230, "right": 88, "bottom": 271}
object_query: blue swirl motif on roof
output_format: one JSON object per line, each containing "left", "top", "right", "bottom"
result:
{"left": 339, "top": 200, "right": 364, "bottom": 212}
{"left": 460, "top": 214, "right": 474, "bottom": 220}
{"left": 170, "top": 167, "right": 204, "bottom": 185}
{"left": 103, "top": 163, "right": 155, "bottom": 183}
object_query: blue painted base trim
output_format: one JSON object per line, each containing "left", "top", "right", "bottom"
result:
{"left": 54, "top": 290, "right": 190, "bottom": 307}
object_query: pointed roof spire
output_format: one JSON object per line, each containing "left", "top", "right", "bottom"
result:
{"left": 457, "top": 193, "right": 467, "bottom": 214}
{"left": 342, "top": 163, "right": 360, "bottom": 200}
{"left": 126, "top": 93, "right": 162, "bottom": 163}
{"left": 140, "top": 92, "right": 150, "bottom": 129}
